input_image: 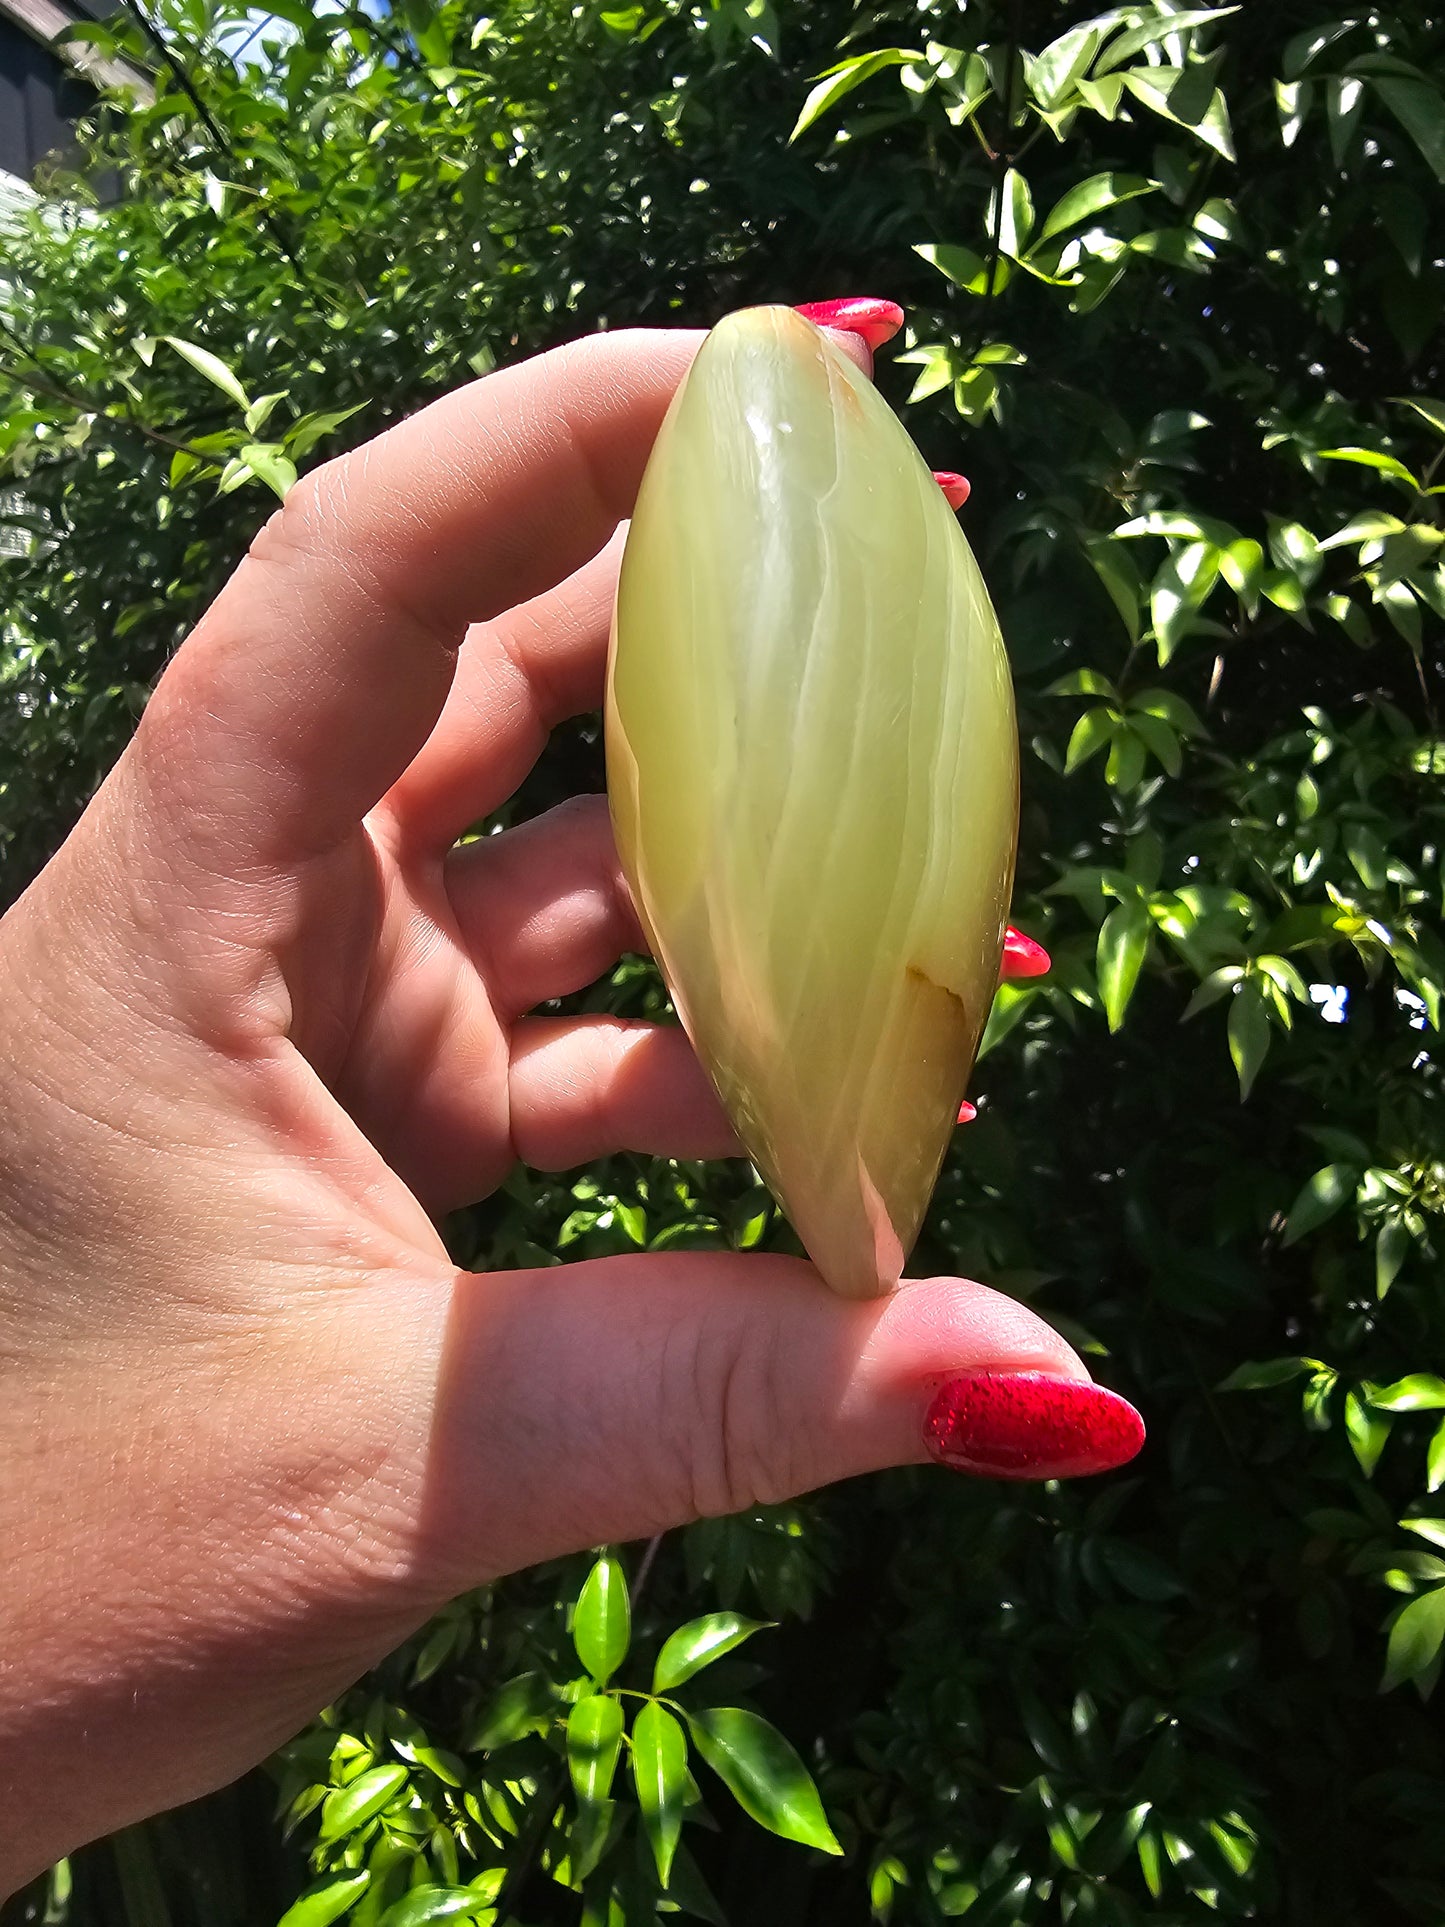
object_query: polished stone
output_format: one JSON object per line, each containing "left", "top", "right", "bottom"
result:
{"left": 607, "top": 306, "right": 1018, "bottom": 1297}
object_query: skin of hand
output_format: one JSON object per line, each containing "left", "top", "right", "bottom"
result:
{"left": 0, "top": 319, "right": 1111, "bottom": 1892}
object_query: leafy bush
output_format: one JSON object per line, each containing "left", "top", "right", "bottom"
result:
{"left": 2, "top": 0, "right": 1443, "bottom": 1921}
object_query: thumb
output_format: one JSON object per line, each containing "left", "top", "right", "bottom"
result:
{"left": 135, "top": 330, "right": 702, "bottom": 868}
{"left": 405, "top": 1255, "right": 1144, "bottom": 1592}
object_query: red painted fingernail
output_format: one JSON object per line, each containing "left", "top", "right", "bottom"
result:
{"left": 924, "top": 1371, "right": 1145, "bottom": 1480}
{"left": 1001, "top": 927, "right": 1051, "bottom": 980}
{"left": 956, "top": 1099, "right": 977, "bottom": 1124}
{"left": 934, "top": 470, "right": 971, "bottom": 510}
{"left": 794, "top": 297, "right": 904, "bottom": 351}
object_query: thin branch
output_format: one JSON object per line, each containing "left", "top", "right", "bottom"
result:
{"left": 114, "top": 0, "right": 326, "bottom": 304}
{"left": 631, "top": 1533, "right": 665, "bottom": 1606}
{"left": 969, "top": 0, "right": 1023, "bottom": 364}
{"left": 115, "top": 0, "right": 231, "bottom": 152}
{"left": 0, "top": 317, "right": 202, "bottom": 457}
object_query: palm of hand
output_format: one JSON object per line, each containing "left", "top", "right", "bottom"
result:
{"left": 0, "top": 324, "right": 1087, "bottom": 1889}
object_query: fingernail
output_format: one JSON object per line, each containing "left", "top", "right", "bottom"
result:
{"left": 794, "top": 297, "right": 904, "bottom": 351}
{"left": 1001, "top": 926, "right": 1051, "bottom": 980}
{"left": 933, "top": 470, "right": 971, "bottom": 510}
{"left": 924, "top": 1371, "right": 1145, "bottom": 1480}
{"left": 956, "top": 1099, "right": 977, "bottom": 1124}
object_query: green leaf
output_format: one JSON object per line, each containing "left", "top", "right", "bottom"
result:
{"left": 1227, "top": 985, "right": 1270, "bottom": 1099}
{"left": 244, "top": 391, "right": 287, "bottom": 436}
{"left": 1315, "top": 446, "right": 1421, "bottom": 489}
{"left": 1065, "top": 707, "right": 1114, "bottom": 772}
{"left": 277, "top": 1873, "right": 372, "bottom": 1927}
{"left": 1219, "top": 1357, "right": 1314, "bottom": 1392}
{"left": 1393, "top": 396, "right": 1445, "bottom": 438}
{"left": 1077, "top": 72, "right": 1126, "bottom": 119}
{"left": 567, "top": 1796, "right": 618, "bottom": 1884}
{"left": 1282, "top": 19, "right": 1357, "bottom": 78}
{"left": 378, "top": 1891, "right": 495, "bottom": 1927}
{"left": 1027, "top": 23, "right": 1104, "bottom": 110}
{"left": 161, "top": 334, "right": 251, "bottom": 411}
{"left": 1219, "top": 536, "right": 1263, "bottom": 595}
{"left": 1345, "top": 1389, "right": 1392, "bottom": 1477}
{"left": 1382, "top": 1587, "right": 1445, "bottom": 1691}
{"left": 1049, "top": 668, "right": 1117, "bottom": 698}
{"left": 239, "top": 443, "right": 298, "bottom": 500}
{"left": 1137, "top": 1828, "right": 1164, "bottom": 1898}
{"left": 978, "top": 980, "right": 1042, "bottom": 1057}
{"left": 654, "top": 1613, "right": 769, "bottom": 1692}
{"left": 1281, "top": 1164, "right": 1357, "bottom": 1244}
{"left": 285, "top": 402, "right": 369, "bottom": 460}
{"left": 997, "top": 168, "right": 1034, "bottom": 258}
{"left": 1183, "top": 963, "right": 1246, "bottom": 1019}
{"left": 631, "top": 1700, "right": 689, "bottom": 1887}
{"left": 1429, "top": 1420, "right": 1445, "bottom": 1495}
{"left": 1121, "top": 68, "right": 1235, "bottom": 160}
{"left": 1372, "top": 78, "right": 1445, "bottom": 183}
{"left": 914, "top": 242, "right": 1008, "bottom": 296}
{"left": 614, "top": 1198, "right": 646, "bottom": 1245}
{"left": 1376, "top": 1219, "right": 1412, "bottom": 1298}
{"left": 1133, "top": 688, "right": 1205, "bottom": 735}
{"left": 1402, "top": 1520, "right": 1445, "bottom": 1552}
{"left": 391, "top": 1735, "right": 465, "bottom": 1786}
{"left": 318, "top": 1764, "right": 409, "bottom": 1843}
{"left": 1084, "top": 538, "right": 1143, "bottom": 639}
{"left": 463, "top": 1671, "right": 557, "bottom": 1751}
{"left": 568, "top": 1694, "right": 625, "bottom": 1806}
{"left": 898, "top": 341, "right": 958, "bottom": 402}
{"left": 1096, "top": 8, "right": 1239, "bottom": 75}
{"left": 1151, "top": 540, "right": 1219, "bottom": 659}
{"left": 574, "top": 1553, "right": 631, "bottom": 1685}
{"left": 1318, "top": 510, "right": 1409, "bottom": 550}
{"left": 1036, "top": 172, "right": 1156, "bottom": 245}
{"left": 1326, "top": 74, "right": 1366, "bottom": 169}
{"left": 1097, "top": 896, "right": 1151, "bottom": 1033}
{"left": 688, "top": 1708, "right": 841, "bottom": 1855}
{"left": 1130, "top": 711, "right": 1182, "bottom": 776}
{"left": 1269, "top": 91, "right": 1318, "bottom": 156}
{"left": 791, "top": 49, "right": 916, "bottom": 140}
{"left": 1369, "top": 1376, "right": 1445, "bottom": 1414}
{"left": 1106, "top": 724, "right": 1146, "bottom": 789}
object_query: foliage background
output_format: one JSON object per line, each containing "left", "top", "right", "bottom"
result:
{"left": 2, "top": 0, "right": 1444, "bottom": 1921}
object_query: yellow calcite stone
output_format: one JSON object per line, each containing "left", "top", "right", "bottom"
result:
{"left": 606, "top": 306, "right": 1018, "bottom": 1297}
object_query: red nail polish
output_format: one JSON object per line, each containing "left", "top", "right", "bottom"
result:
{"left": 1001, "top": 927, "right": 1051, "bottom": 980}
{"left": 794, "top": 297, "right": 904, "bottom": 351}
{"left": 956, "top": 1099, "right": 977, "bottom": 1124}
{"left": 933, "top": 470, "right": 971, "bottom": 510}
{"left": 924, "top": 1371, "right": 1144, "bottom": 1480}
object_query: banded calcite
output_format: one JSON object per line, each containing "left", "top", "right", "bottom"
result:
{"left": 606, "top": 305, "right": 1018, "bottom": 1298}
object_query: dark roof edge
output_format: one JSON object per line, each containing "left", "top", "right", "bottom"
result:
{"left": 0, "top": 0, "right": 155, "bottom": 102}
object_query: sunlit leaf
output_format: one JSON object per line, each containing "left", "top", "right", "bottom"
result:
{"left": 654, "top": 1613, "right": 769, "bottom": 1692}
{"left": 1382, "top": 1587, "right": 1445, "bottom": 1691}
{"left": 631, "top": 1700, "right": 689, "bottom": 1886}
{"left": 574, "top": 1553, "right": 631, "bottom": 1686}
{"left": 791, "top": 48, "right": 917, "bottom": 140}
{"left": 689, "top": 1708, "right": 841, "bottom": 1854}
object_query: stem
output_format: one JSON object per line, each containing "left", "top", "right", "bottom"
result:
{"left": 632, "top": 1533, "right": 664, "bottom": 1605}
{"left": 966, "top": 0, "right": 1022, "bottom": 367}
{"left": 115, "top": 0, "right": 326, "bottom": 305}
{"left": 0, "top": 318, "right": 203, "bottom": 457}
{"left": 116, "top": 0, "right": 231, "bottom": 153}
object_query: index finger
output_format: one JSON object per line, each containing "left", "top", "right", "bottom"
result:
{"left": 137, "top": 328, "right": 705, "bottom": 867}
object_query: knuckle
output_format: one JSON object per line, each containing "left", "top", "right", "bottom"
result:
{"left": 668, "top": 1307, "right": 794, "bottom": 1521}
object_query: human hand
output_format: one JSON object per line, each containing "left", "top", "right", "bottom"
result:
{"left": 0, "top": 307, "right": 1142, "bottom": 1888}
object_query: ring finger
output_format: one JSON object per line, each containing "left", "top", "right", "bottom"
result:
{"left": 446, "top": 793, "right": 641, "bottom": 1020}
